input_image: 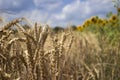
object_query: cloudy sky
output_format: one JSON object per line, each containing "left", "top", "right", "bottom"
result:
{"left": 0, "top": 0, "right": 117, "bottom": 27}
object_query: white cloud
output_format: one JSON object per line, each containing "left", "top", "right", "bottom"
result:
{"left": 23, "top": 10, "right": 48, "bottom": 23}
{"left": 0, "top": 0, "right": 34, "bottom": 12}
{"left": 10, "top": 10, "right": 47, "bottom": 23}
{"left": 0, "top": 0, "right": 116, "bottom": 27}
{"left": 52, "top": 0, "right": 116, "bottom": 26}
{"left": 62, "top": 0, "right": 91, "bottom": 18}
{"left": 33, "top": 0, "right": 62, "bottom": 11}
{"left": 13, "top": 1, "right": 21, "bottom": 7}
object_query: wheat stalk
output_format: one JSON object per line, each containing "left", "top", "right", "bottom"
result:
{"left": 0, "top": 18, "right": 23, "bottom": 31}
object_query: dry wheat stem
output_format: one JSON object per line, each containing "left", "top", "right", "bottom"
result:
{"left": 0, "top": 18, "right": 23, "bottom": 31}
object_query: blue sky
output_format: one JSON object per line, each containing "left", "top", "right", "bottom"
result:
{"left": 0, "top": 0, "right": 117, "bottom": 27}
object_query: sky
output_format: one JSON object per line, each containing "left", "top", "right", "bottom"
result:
{"left": 0, "top": 0, "right": 117, "bottom": 27}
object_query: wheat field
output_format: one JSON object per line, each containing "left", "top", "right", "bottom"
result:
{"left": 0, "top": 8, "right": 120, "bottom": 80}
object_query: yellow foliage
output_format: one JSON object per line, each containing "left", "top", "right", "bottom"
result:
{"left": 97, "top": 19, "right": 108, "bottom": 26}
{"left": 76, "top": 12, "right": 119, "bottom": 31}
{"left": 117, "top": 7, "right": 120, "bottom": 13}
{"left": 101, "top": 20, "right": 108, "bottom": 26}
{"left": 83, "top": 19, "right": 91, "bottom": 27}
{"left": 90, "top": 16, "right": 98, "bottom": 24}
{"left": 109, "top": 15, "right": 118, "bottom": 23}
{"left": 77, "top": 25, "right": 83, "bottom": 31}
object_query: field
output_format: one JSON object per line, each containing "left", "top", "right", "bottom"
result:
{"left": 0, "top": 8, "right": 120, "bottom": 80}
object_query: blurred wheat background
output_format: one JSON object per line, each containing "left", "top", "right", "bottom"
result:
{"left": 0, "top": 3, "right": 120, "bottom": 80}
